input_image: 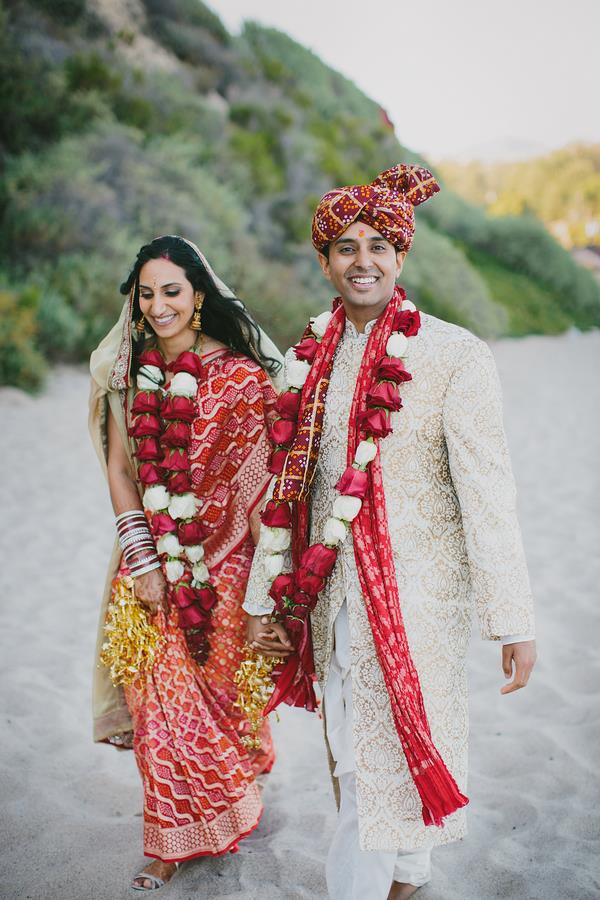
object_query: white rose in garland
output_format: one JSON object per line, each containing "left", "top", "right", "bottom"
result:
{"left": 323, "top": 516, "right": 348, "bottom": 546}
{"left": 169, "top": 371, "right": 198, "bottom": 397}
{"left": 264, "top": 554, "right": 285, "bottom": 579}
{"left": 286, "top": 358, "right": 311, "bottom": 389}
{"left": 310, "top": 311, "right": 333, "bottom": 339}
{"left": 142, "top": 485, "right": 170, "bottom": 512}
{"left": 157, "top": 533, "right": 183, "bottom": 557}
{"left": 354, "top": 440, "right": 378, "bottom": 467}
{"left": 332, "top": 495, "right": 362, "bottom": 522}
{"left": 261, "top": 526, "right": 292, "bottom": 553}
{"left": 192, "top": 561, "right": 210, "bottom": 584}
{"left": 386, "top": 332, "right": 409, "bottom": 358}
{"left": 137, "top": 365, "right": 164, "bottom": 391}
{"left": 185, "top": 544, "right": 205, "bottom": 563}
{"left": 165, "top": 559, "right": 185, "bottom": 583}
{"left": 168, "top": 492, "right": 197, "bottom": 520}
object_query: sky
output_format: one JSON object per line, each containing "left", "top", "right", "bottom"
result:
{"left": 211, "top": 0, "right": 599, "bottom": 162}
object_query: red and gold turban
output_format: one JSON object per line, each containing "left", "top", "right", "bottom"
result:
{"left": 311, "top": 164, "right": 440, "bottom": 253}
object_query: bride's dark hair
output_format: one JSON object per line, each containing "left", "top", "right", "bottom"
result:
{"left": 121, "top": 235, "right": 281, "bottom": 375}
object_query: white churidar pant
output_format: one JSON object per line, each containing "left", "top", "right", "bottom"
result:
{"left": 324, "top": 603, "right": 432, "bottom": 900}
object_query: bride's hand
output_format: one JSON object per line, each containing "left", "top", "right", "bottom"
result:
{"left": 134, "top": 568, "right": 167, "bottom": 615}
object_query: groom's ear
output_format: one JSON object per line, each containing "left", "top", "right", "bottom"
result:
{"left": 317, "top": 250, "right": 332, "bottom": 281}
{"left": 395, "top": 250, "right": 406, "bottom": 277}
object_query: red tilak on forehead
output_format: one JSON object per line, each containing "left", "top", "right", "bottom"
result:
{"left": 358, "top": 229, "right": 366, "bottom": 237}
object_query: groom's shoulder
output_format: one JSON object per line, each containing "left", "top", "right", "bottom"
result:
{"left": 418, "top": 312, "right": 488, "bottom": 358}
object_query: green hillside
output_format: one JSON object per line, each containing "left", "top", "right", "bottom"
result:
{"left": 1, "top": 0, "right": 599, "bottom": 390}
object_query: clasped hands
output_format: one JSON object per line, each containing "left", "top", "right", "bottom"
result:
{"left": 247, "top": 615, "right": 294, "bottom": 657}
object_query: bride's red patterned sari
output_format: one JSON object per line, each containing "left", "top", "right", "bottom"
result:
{"left": 117, "top": 348, "right": 277, "bottom": 862}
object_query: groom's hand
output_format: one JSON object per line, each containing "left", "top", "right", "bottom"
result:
{"left": 500, "top": 640, "right": 537, "bottom": 694}
{"left": 247, "top": 615, "right": 294, "bottom": 657}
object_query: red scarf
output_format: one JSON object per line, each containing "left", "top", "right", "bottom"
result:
{"left": 265, "top": 288, "right": 468, "bottom": 827}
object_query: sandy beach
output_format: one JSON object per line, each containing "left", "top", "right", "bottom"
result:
{"left": 0, "top": 331, "right": 598, "bottom": 900}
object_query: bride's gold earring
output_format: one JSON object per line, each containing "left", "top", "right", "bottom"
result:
{"left": 136, "top": 314, "right": 146, "bottom": 334}
{"left": 191, "top": 294, "right": 203, "bottom": 331}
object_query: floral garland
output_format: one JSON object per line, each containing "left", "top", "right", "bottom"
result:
{"left": 128, "top": 347, "right": 217, "bottom": 663}
{"left": 259, "top": 298, "right": 421, "bottom": 637}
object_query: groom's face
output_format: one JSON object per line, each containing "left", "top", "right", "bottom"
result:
{"left": 317, "top": 221, "right": 405, "bottom": 318}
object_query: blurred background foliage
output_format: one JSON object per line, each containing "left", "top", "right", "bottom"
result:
{"left": 1, "top": 0, "right": 599, "bottom": 389}
{"left": 439, "top": 145, "right": 600, "bottom": 250}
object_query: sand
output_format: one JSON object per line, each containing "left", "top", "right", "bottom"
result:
{"left": 0, "top": 331, "right": 599, "bottom": 900}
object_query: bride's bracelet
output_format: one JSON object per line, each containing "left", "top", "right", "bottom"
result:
{"left": 116, "top": 509, "right": 160, "bottom": 576}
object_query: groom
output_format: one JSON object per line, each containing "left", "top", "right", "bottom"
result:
{"left": 243, "top": 165, "right": 536, "bottom": 899}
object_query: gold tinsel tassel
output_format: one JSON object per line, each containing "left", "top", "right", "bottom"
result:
{"left": 100, "top": 576, "right": 165, "bottom": 686}
{"left": 233, "top": 649, "right": 277, "bottom": 750}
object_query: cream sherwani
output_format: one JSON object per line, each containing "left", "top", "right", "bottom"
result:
{"left": 244, "top": 312, "right": 535, "bottom": 853}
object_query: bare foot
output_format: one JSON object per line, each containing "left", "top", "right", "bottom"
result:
{"left": 132, "top": 859, "right": 178, "bottom": 891}
{"left": 387, "top": 882, "right": 420, "bottom": 900}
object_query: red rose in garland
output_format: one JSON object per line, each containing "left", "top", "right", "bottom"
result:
{"left": 296, "top": 568, "right": 325, "bottom": 596}
{"left": 167, "top": 472, "right": 193, "bottom": 494}
{"left": 275, "top": 391, "right": 302, "bottom": 420}
{"left": 138, "top": 349, "right": 166, "bottom": 370}
{"left": 168, "top": 351, "right": 204, "bottom": 379}
{"left": 393, "top": 308, "right": 421, "bottom": 336}
{"left": 359, "top": 407, "right": 393, "bottom": 438}
{"left": 261, "top": 500, "right": 292, "bottom": 528}
{"left": 268, "top": 449, "right": 288, "bottom": 475}
{"left": 138, "top": 462, "right": 163, "bottom": 486}
{"left": 271, "top": 419, "right": 297, "bottom": 448}
{"left": 366, "top": 382, "right": 402, "bottom": 411}
{"left": 136, "top": 437, "right": 162, "bottom": 461}
{"left": 129, "top": 414, "right": 162, "bottom": 438}
{"left": 269, "top": 573, "right": 295, "bottom": 604}
{"left": 132, "top": 391, "right": 161, "bottom": 415}
{"left": 172, "top": 584, "right": 198, "bottom": 609}
{"left": 179, "top": 604, "right": 210, "bottom": 628}
{"left": 160, "top": 447, "right": 189, "bottom": 471}
{"left": 178, "top": 520, "right": 208, "bottom": 546}
{"left": 335, "top": 467, "right": 369, "bottom": 498}
{"left": 293, "top": 337, "right": 319, "bottom": 363}
{"left": 197, "top": 586, "right": 218, "bottom": 612}
{"left": 300, "top": 544, "right": 338, "bottom": 578}
{"left": 376, "top": 356, "right": 412, "bottom": 384}
{"left": 161, "top": 396, "right": 197, "bottom": 422}
{"left": 152, "top": 512, "right": 177, "bottom": 535}
{"left": 162, "top": 422, "right": 191, "bottom": 447}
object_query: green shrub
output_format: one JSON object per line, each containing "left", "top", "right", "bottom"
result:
{"left": 230, "top": 128, "right": 285, "bottom": 195}
{"left": 64, "top": 52, "right": 122, "bottom": 93}
{"left": 0, "top": 286, "right": 47, "bottom": 391}
{"left": 403, "top": 223, "right": 507, "bottom": 337}
{"left": 28, "top": 0, "right": 86, "bottom": 23}
{"left": 142, "top": 0, "right": 231, "bottom": 45}
{"left": 465, "top": 250, "right": 571, "bottom": 336}
{"left": 35, "top": 285, "right": 86, "bottom": 360}
{"left": 422, "top": 192, "right": 600, "bottom": 327}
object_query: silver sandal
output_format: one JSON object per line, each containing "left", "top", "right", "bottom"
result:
{"left": 131, "top": 862, "right": 180, "bottom": 891}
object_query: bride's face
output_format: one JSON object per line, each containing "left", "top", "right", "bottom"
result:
{"left": 138, "top": 257, "right": 202, "bottom": 340}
